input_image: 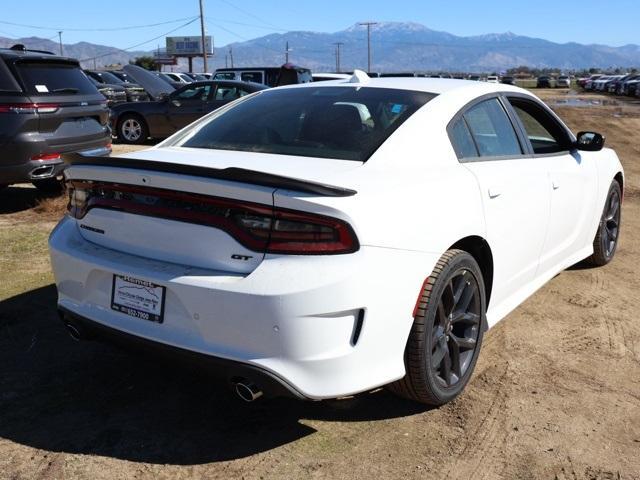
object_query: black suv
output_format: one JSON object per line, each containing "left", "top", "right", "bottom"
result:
{"left": 0, "top": 45, "right": 111, "bottom": 191}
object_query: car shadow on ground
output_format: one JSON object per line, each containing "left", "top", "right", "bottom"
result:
{"left": 0, "top": 285, "right": 428, "bottom": 465}
{"left": 0, "top": 185, "right": 62, "bottom": 215}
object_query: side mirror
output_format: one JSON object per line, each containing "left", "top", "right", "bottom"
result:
{"left": 575, "top": 131, "right": 605, "bottom": 151}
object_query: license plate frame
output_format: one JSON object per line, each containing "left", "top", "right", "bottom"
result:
{"left": 110, "top": 274, "right": 166, "bottom": 323}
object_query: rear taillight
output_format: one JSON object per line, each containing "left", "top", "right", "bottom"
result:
{"left": 0, "top": 103, "right": 59, "bottom": 114}
{"left": 67, "top": 181, "right": 358, "bottom": 255}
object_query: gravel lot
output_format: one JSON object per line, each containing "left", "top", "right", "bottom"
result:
{"left": 0, "top": 90, "right": 639, "bottom": 480}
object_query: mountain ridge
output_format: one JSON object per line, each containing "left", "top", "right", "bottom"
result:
{"left": 1, "top": 22, "right": 638, "bottom": 72}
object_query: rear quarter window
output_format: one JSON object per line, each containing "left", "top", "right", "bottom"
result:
{"left": 15, "top": 61, "right": 98, "bottom": 95}
{"left": 0, "top": 58, "right": 21, "bottom": 92}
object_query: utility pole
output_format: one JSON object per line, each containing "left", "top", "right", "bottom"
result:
{"left": 199, "top": 0, "right": 208, "bottom": 73}
{"left": 58, "top": 31, "right": 63, "bottom": 56}
{"left": 229, "top": 46, "right": 234, "bottom": 68}
{"left": 225, "top": 54, "right": 228, "bottom": 68}
{"left": 285, "top": 41, "right": 291, "bottom": 63}
{"left": 358, "top": 22, "right": 377, "bottom": 73}
{"left": 333, "top": 42, "right": 343, "bottom": 72}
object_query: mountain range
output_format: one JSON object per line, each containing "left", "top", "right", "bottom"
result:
{"left": 2, "top": 22, "right": 639, "bottom": 72}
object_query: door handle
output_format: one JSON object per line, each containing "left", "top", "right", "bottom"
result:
{"left": 488, "top": 187, "right": 501, "bottom": 199}
{"left": 552, "top": 179, "right": 560, "bottom": 190}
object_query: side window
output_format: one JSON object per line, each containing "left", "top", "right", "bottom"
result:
{"left": 463, "top": 98, "right": 522, "bottom": 158}
{"left": 240, "top": 72, "right": 263, "bottom": 83}
{"left": 213, "top": 72, "right": 235, "bottom": 80}
{"left": 450, "top": 118, "right": 478, "bottom": 159}
{"left": 176, "top": 85, "right": 211, "bottom": 101}
{"left": 508, "top": 98, "right": 570, "bottom": 154}
{"left": 215, "top": 86, "right": 245, "bottom": 101}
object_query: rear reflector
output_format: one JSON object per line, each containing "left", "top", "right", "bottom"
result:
{"left": 0, "top": 103, "right": 59, "bottom": 114}
{"left": 67, "top": 181, "right": 359, "bottom": 255}
{"left": 31, "top": 153, "right": 61, "bottom": 161}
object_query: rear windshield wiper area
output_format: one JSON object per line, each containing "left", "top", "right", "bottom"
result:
{"left": 50, "top": 88, "right": 79, "bottom": 94}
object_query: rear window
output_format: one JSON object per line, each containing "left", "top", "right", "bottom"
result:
{"left": 178, "top": 86, "right": 435, "bottom": 161}
{"left": 93, "top": 71, "right": 124, "bottom": 84}
{"left": 15, "top": 61, "right": 97, "bottom": 95}
{"left": 213, "top": 72, "right": 236, "bottom": 80}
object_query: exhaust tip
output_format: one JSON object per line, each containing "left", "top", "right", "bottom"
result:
{"left": 234, "top": 380, "right": 263, "bottom": 402}
{"left": 65, "top": 322, "right": 82, "bottom": 342}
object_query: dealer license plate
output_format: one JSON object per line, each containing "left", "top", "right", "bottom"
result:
{"left": 110, "top": 274, "right": 166, "bottom": 323}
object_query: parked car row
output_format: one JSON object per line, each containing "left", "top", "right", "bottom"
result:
{"left": 579, "top": 73, "right": 640, "bottom": 97}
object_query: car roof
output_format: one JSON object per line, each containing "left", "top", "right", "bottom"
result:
{"left": 0, "top": 47, "right": 78, "bottom": 64}
{"left": 176, "top": 79, "right": 269, "bottom": 90}
{"left": 277, "top": 76, "right": 523, "bottom": 97}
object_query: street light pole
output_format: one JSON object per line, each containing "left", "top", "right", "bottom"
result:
{"left": 358, "top": 22, "right": 377, "bottom": 73}
{"left": 199, "top": 0, "right": 208, "bottom": 73}
{"left": 58, "top": 31, "right": 63, "bottom": 56}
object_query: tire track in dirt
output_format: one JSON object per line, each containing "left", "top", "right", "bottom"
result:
{"left": 439, "top": 362, "right": 511, "bottom": 480}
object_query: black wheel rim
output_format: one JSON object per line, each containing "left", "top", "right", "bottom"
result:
{"left": 430, "top": 269, "right": 481, "bottom": 388}
{"left": 603, "top": 189, "right": 621, "bottom": 258}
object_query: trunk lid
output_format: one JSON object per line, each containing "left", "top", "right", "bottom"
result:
{"left": 65, "top": 148, "right": 360, "bottom": 274}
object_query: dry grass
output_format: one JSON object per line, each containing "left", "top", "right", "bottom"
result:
{"left": 32, "top": 193, "right": 68, "bottom": 219}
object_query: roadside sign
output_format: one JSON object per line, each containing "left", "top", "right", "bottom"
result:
{"left": 166, "top": 36, "right": 213, "bottom": 56}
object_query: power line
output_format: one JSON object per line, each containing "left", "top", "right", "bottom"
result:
{"left": 0, "top": 16, "right": 198, "bottom": 32}
{"left": 205, "top": 17, "right": 289, "bottom": 32}
{"left": 218, "top": 0, "right": 286, "bottom": 31}
{"left": 80, "top": 17, "right": 199, "bottom": 62}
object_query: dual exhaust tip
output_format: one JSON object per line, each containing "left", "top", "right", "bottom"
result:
{"left": 63, "top": 319, "right": 264, "bottom": 402}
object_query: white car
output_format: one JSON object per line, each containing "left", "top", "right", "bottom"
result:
{"left": 556, "top": 75, "right": 571, "bottom": 88}
{"left": 164, "top": 72, "right": 193, "bottom": 84}
{"left": 486, "top": 75, "right": 499, "bottom": 83}
{"left": 49, "top": 72, "right": 624, "bottom": 405}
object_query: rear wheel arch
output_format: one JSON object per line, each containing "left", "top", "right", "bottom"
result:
{"left": 449, "top": 236, "right": 494, "bottom": 312}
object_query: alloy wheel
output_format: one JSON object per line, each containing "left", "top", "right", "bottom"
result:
{"left": 431, "top": 269, "right": 481, "bottom": 388}
{"left": 603, "top": 189, "right": 621, "bottom": 257}
{"left": 122, "top": 119, "right": 142, "bottom": 142}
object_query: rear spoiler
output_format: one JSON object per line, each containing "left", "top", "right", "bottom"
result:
{"left": 63, "top": 153, "right": 357, "bottom": 198}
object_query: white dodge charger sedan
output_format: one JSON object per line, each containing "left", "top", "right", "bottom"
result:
{"left": 49, "top": 72, "right": 623, "bottom": 405}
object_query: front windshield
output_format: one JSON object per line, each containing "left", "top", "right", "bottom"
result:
{"left": 178, "top": 86, "right": 435, "bottom": 161}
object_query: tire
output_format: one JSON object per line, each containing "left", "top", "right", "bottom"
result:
{"left": 32, "top": 177, "right": 64, "bottom": 193}
{"left": 587, "top": 180, "right": 622, "bottom": 267}
{"left": 117, "top": 114, "right": 148, "bottom": 145}
{"left": 388, "top": 249, "right": 486, "bottom": 406}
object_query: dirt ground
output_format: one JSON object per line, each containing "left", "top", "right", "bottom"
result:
{"left": 0, "top": 90, "right": 639, "bottom": 480}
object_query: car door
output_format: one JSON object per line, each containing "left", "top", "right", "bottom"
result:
{"left": 166, "top": 83, "right": 213, "bottom": 131}
{"left": 505, "top": 96, "right": 597, "bottom": 275}
{"left": 451, "top": 97, "right": 551, "bottom": 316}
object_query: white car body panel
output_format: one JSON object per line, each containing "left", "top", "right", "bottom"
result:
{"left": 49, "top": 78, "right": 624, "bottom": 399}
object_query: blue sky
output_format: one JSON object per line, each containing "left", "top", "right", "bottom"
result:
{"left": 0, "top": 0, "right": 637, "bottom": 50}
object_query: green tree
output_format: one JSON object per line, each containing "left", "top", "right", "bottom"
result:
{"left": 130, "top": 56, "right": 158, "bottom": 71}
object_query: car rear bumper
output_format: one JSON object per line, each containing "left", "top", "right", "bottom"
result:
{"left": 49, "top": 216, "right": 439, "bottom": 400}
{"left": 58, "top": 306, "right": 305, "bottom": 399}
{"left": 0, "top": 143, "right": 112, "bottom": 184}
